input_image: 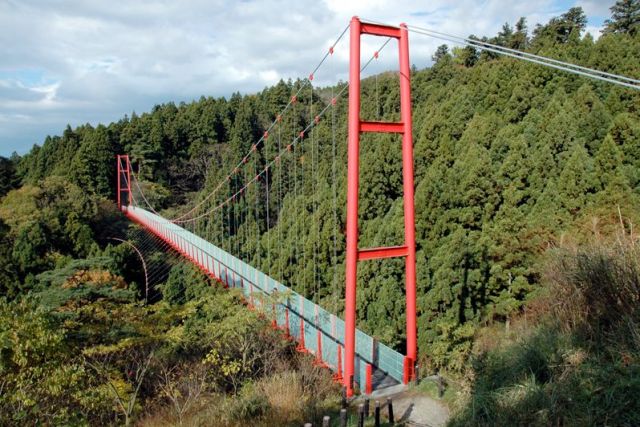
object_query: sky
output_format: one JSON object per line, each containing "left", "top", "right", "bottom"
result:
{"left": 0, "top": 0, "right": 616, "bottom": 157}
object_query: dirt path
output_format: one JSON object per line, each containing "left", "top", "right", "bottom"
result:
{"left": 393, "top": 392, "right": 449, "bottom": 426}
{"left": 360, "top": 384, "right": 450, "bottom": 427}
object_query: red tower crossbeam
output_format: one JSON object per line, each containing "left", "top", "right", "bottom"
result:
{"left": 344, "top": 17, "right": 417, "bottom": 397}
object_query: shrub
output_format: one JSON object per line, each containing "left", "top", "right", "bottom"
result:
{"left": 449, "top": 229, "right": 640, "bottom": 426}
{"left": 546, "top": 233, "right": 640, "bottom": 349}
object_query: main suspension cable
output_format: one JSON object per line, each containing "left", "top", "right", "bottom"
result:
{"left": 400, "top": 22, "right": 640, "bottom": 90}
{"left": 171, "top": 24, "right": 351, "bottom": 223}
{"left": 171, "top": 37, "right": 392, "bottom": 225}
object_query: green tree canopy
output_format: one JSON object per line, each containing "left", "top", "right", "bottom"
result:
{"left": 604, "top": 0, "right": 640, "bottom": 35}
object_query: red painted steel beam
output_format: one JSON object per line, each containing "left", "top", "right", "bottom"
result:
{"left": 360, "top": 121, "right": 404, "bottom": 133}
{"left": 335, "top": 344, "right": 343, "bottom": 381}
{"left": 316, "top": 329, "right": 323, "bottom": 363}
{"left": 399, "top": 23, "right": 417, "bottom": 381}
{"left": 361, "top": 22, "right": 400, "bottom": 38}
{"left": 285, "top": 308, "right": 290, "bottom": 337}
{"left": 357, "top": 245, "right": 408, "bottom": 261}
{"left": 344, "top": 15, "right": 361, "bottom": 398}
{"left": 117, "top": 155, "right": 121, "bottom": 209}
{"left": 125, "top": 156, "right": 132, "bottom": 206}
{"left": 297, "top": 318, "right": 306, "bottom": 351}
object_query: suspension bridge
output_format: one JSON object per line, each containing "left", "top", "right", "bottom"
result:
{"left": 115, "top": 17, "right": 640, "bottom": 399}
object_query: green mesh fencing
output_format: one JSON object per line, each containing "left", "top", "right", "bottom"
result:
{"left": 127, "top": 206, "right": 405, "bottom": 391}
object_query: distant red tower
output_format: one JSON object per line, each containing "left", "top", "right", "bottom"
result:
{"left": 116, "top": 154, "right": 132, "bottom": 210}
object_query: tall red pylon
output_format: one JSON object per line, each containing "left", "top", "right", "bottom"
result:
{"left": 344, "top": 17, "right": 417, "bottom": 397}
{"left": 117, "top": 154, "right": 132, "bottom": 211}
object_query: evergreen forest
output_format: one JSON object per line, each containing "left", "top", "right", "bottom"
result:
{"left": 1, "top": 3, "right": 639, "bottom": 425}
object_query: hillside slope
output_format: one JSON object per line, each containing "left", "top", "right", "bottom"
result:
{"left": 6, "top": 2, "right": 640, "bottom": 405}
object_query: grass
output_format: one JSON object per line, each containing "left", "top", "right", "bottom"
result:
{"left": 414, "top": 376, "right": 460, "bottom": 408}
{"left": 138, "top": 352, "right": 343, "bottom": 426}
{"left": 447, "top": 231, "right": 640, "bottom": 426}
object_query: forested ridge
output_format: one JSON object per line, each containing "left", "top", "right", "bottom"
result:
{"left": 1, "top": 3, "right": 640, "bottom": 425}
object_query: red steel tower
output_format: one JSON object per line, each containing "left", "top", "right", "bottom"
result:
{"left": 344, "top": 17, "right": 417, "bottom": 397}
{"left": 116, "top": 154, "right": 132, "bottom": 210}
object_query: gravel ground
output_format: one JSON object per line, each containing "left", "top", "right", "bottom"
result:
{"left": 357, "top": 384, "right": 450, "bottom": 427}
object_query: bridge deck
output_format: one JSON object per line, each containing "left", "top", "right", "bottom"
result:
{"left": 126, "top": 206, "right": 406, "bottom": 394}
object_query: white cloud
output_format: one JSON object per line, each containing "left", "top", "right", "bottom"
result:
{"left": 584, "top": 25, "right": 603, "bottom": 39}
{"left": 0, "top": 0, "right": 611, "bottom": 156}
